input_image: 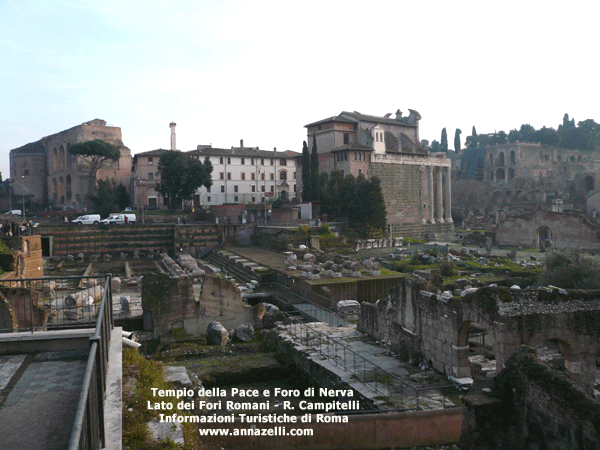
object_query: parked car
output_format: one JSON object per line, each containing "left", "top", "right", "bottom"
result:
{"left": 72, "top": 214, "right": 101, "bottom": 225}
{"left": 101, "top": 213, "right": 136, "bottom": 225}
{"left": 4, "top": 209, "right": 22, "bottom": 216}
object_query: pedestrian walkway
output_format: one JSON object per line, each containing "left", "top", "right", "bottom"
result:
{"left": 0, "top": 351, "right": 88, "bottom": 450}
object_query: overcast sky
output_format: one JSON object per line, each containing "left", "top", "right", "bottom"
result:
{"left": 1, "top": 0, "right": 598, "bottom": 179}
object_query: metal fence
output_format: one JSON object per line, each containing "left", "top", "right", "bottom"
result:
{"left": 0, "top": 274, "right": 113, "bottom": 450}
{"left": 0, "top": 275, "right": 111, "bottom": 333}
{"left": 282, "top": 313, "right": 459, "bottom": 411}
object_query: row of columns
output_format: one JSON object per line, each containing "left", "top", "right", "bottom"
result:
{"left": 427, "top": 166, "right": 452, "bottom": 224}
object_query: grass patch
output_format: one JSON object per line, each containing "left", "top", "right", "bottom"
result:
{"left": 122, "top": 348, "right": 204, "bottom": 450}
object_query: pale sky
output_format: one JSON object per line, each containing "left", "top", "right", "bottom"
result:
{"left": 1, "top": 0, "right": 598, "bottom": 179}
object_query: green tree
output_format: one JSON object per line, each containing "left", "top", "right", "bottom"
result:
{"left": 535, "top": 126, "right": 559, "bottom": 146}
{"left": 69, "top": 140, "right": 121, "bottom": 194}
{"left": 310, "top": 138, "right": 320, "bottom": 201}
{"left": 440, "top": 128, "right": 448, "bottom": 152}
{"left": 89, "top": 178, "right": 120, "bottom": 217}
{"left": 352, "top": 175, "right": 386, "bottom": 236}
{"left": 116, "top": 183, "right": 130, "bottom": 210}
{"left": 157, "top": 151, "right": 212, "bottom": 211}
{"left": 538, "top": 250, "right": 600, "bottom": 289}
{"left": 301, "top": 141, "right": 311, "bottom": 201}
{"left": 466, "top": 126, "right": 478, "bottom": 148}
{"left": 430, "top": 140, "right": 441, "bottom": 152}
{"left": 454, "top": 129, "right": 462, "bottom": 152}
{"left": 519, "top": 124, "right": 536, "bottom": 142}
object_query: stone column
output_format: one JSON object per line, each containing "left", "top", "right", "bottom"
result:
{"left": 443, "top": 166, "right": 453, "bottom": 223}
{"left": 428, "top": 166, "right": 435, "bottom": 223}
{"left": 436, "top": 166, "right": 444, "bottom": 223}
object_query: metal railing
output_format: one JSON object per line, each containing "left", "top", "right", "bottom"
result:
{"left": 0, "top": 274, "right": 113, "bottom": 450}
{"left": 68, "top": 274, "right": 113, "bottom": 450}
{"left": 0, "top": 275, "right": 111, "bottom": 333}
{"left": 281, "top": 310, "right": 459, "bottom": 411}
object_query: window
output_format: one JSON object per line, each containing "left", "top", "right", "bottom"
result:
{"left": 221, "top": 186, "right": 225, "bottom": 193}
{"left": 227, "top": 172, "right": 231, "bottom": 180}
{"left": 251, "top": 186, "right": 255, "bottom": 192}
{"left": 344, "top": 133, "right": 349, "bottom": 144}
{"left": 234, "top": 196, "right": 238, "bottom": 202}
{"left": 234, "top": 185, "right": 238, "bottom": 193}
{"left": 252, "top": 196, "right": 256, "bottom": 203}
{"left": 220, "top": 172, "right": 224, "bottom": 180}
{"left": 148, "top": 157, "right": 153, "bottom": 165}
{"left": 251, "top": 158, "right": 254, "bottom": 165}
{"left": 270, "top": 159, "right": 274, "bottom": 166}
{"left": 293, "top": 171, "right": 296, "bottom": 178}
{"left": 261, "top": 158, "right": 264, "bottom": 165}
{"left": 251, "top": 173, "right": 255, "bottom": 180}
{"left": 227, "top": 157, "right": 231, "bottom": 164}
{"left": 358, "top": 169, "right": 362, "bottom": 175}
{"left": 207, "top": 196, "right": 211, "bottom": 202}
{"left": 148, "top": 173, "right": 153, "bottom": 180}
{"left": 220, "top": 157, "right": 224, "bottom": 164}
{"left": 241, "top": 158, "right": 245, "bottom": 165}
{"left": 270, "top": 186, "right": 274, "bottom": 193}
{"left": 294, "top": 185, "right": 296, "bottom": 192}
{"left": 280, "top": 170, "right": 287, "bottom": 180}
{"left": 270, "top": 174, "right": 274, "bottom": 181}
{"left": 261, "top": 173, "right": 265, "bottom": 181}
{"left": 261, "top": 185, "right": 265, "bottom": 192}
{"left": 207, "top": 186, "right": 211, "bottom": 193}
{"left": 280, "top": 159, "right": 287, "bottom": 166}
{"left": 241, "top": 173, "right": 246, "bottom": 180}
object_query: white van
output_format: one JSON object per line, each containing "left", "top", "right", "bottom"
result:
{"left": 4, "top": 210, "right": 22, "bottom": 216}
{"left": 72, "top": 214, "right": 101, "bottom": 225}
{"left": 103, "top": 213, "right": 136, "bottom": 225}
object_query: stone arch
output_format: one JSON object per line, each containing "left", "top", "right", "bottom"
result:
{"left": 489, "top": 153, "right": 494, "bottom": 166}
{"left": 279, "top": 169, "right": 287, "bottom": 181}
{"left": 66, "top": 175, "right": 72, "bottom": 201}
{"left": 67, "top": 143, "right": 72, "bottom": 168}
{"left": 52, "top": 178, "right": 58, "bottom": 202}
{"left": 496, "top": 168, "right": 505, "bottom": 182}
{"left": 537, "top": 225, "right": 551, "bottom": 246}
{"left": 59, "top": 176, "right": 64, "bottom": 204}
{"left": 456, "top": 320, "right": 496, "bottom": 381}
{"left": 497, "top": 152, "right": 505, "bottom": 167}
{"left": 534, "top": 338, "right": 573, "bottom": 370}
{"left": 52, "top": 147, "right": 58, "bottom": 171}
{"left": 584, "top": 175, "right": 594, "bottom": 191}
{"left": 59, "top": 145, "right": 65, "bottom": 170}
{"left": 510, "top": 150, "right": 516, "bottom": 165}
{"left": 491, "top": 191, "right": 503, "bottom": 204}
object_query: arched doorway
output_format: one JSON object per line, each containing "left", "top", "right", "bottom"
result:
{"left": 456, "top": 320, "right": 496, "bottom": 389}
{"left": 537, "top": 226, "right": 551, "bottom": 248}
{"left": 585, "top": 175, "right": 595, "bottom": 192}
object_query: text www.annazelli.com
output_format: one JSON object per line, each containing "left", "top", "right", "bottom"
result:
{"left": 199, "top": 427, "right": 313, "bottom": 437}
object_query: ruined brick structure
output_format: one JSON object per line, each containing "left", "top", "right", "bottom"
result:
{"left": 452, "top": 141, "right": 600, "bottom": 220}
{"left": 142, "top": 273, "right": 253, "bottom": 338}
{"left": 495, "top": 209, "right": 600, "bottom": 250}
{"left": 0, "top": 235, "right": 44, "bottom": 280}
{"left": 460, "top": 348, "right": 600, "bottom": 449}
{"left": 302, "top": 110, "right": 453, "bottom": 239}
{"left": 359, "top": 280, "right": 600, "bottom": 394}
{"left": 9, "top": 119, "right": 132, "bottom": 208}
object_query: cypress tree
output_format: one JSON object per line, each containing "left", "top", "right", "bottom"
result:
{"left": 310, "top": 138, "right": 320, "bottom": 200}
{"left": 440, "top": 128, "right": 448, "bottom": 152}
{"left": 301, "top": 141, "right": 311, "bottom": 201}
{"left": 454, "top": 129, "right": 462, "bottom": 152}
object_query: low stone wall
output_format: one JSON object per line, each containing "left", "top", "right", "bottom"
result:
{"left": 197, "top": 409, "right": 462, "bottom": 450}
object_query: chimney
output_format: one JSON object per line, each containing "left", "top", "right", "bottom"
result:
{"left": 240, "top": 139, "right": 244, "bottom": 148}
{"left": 169, "top": 122, "right": 176, "bottom": 150}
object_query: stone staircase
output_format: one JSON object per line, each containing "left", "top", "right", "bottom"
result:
{"left": 201, "top": 250, "right": 272, "bottom": 284}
